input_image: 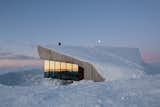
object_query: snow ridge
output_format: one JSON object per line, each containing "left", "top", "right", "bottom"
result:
{"left": 47, "top": 45, "right": 145, "bottom": 81}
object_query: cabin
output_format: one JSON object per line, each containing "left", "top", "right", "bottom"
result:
{"left": 37, "top": 45, "right": 143, "bottom": 82}
{"left": 37, "top": 46, "right": 104, "bottom": 82}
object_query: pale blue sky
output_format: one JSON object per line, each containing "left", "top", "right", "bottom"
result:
{"left": 0, "top": 0, "right": 160, "bottom": 61}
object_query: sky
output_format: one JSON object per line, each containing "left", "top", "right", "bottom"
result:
{"left": 0, "top": 0, "right": 160, "bottom": 62}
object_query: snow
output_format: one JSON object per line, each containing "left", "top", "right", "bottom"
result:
{"left": 143, "top": 62, "right": 160, "bottom": 75}
{"left": 46, "top": 45, "right": 144, "bottom": 81}
{"left": 0, "top": 73, "right": 160, "bottom": 107}
{"left": 0, "top": 46, "right": 160, "bottom": 107}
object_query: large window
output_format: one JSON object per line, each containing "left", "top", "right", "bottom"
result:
{"left": 44, "top": 60, "right": 84, "bottom": 81}
{"left": 44, "top": 60, "right": 78, "bottom": 72}
{"left": 44, "top": 60, "right": 50, "bottom": 72}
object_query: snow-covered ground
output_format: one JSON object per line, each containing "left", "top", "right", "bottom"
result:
{"left": 0, "top": 46, "right": 160, "bottom": 107}
{"left": 0, "top": 67, "right": 160, "bottom": 107}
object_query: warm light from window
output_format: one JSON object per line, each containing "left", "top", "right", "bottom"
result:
{"left": 44, "top": 60, "right": 49, "bottom": 72}
{"left": 73, "top": 64, "right": 78, "bottom": 71}
{"left": 67, "top": 63, "right": 72, "bottom": 71}
{"left": 61, "top": 62, "right": 67, "bottom": 71}
{"left": 55, "top": 61, "right": 60, "bottom": 71}
{"left": 50, "top": 61, "right": 54, "bottom": 71}
{"left": 44, "top": 60, "right": 78, "bottom": 72}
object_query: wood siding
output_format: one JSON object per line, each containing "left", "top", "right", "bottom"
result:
{"left": 37, "top": 46, "right": 104, "bottom": 82}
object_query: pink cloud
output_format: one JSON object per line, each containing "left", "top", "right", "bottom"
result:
{"left": 141, "top": 53, "right": 160, "bottom": 62}
{"left": 0, "top": 59, "right": 43, "bottom": 68}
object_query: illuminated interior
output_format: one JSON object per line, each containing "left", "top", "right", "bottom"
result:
{"left": 43, "top": 60, "right": 84, "bottom": 81}
{"left": 44, "top": 60, "right": 78, "bottom": 72}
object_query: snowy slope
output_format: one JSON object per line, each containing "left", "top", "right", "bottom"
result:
{"left": 0, "top": 66, "right": 43, "bottom": 86}
{"left": 0, "top": 74, "right": 160, "bottom": 107}
{"left": 46, "top": 45, "right": 144, "bottom": 81}
{"left": 0, "top": 66, "right": 42, "bottom": 75}
{"left": 1, "top": 46, "right": 159, "bottom": 107}
{"left": 143, "top": 62, "right": 160, "bottom": 75}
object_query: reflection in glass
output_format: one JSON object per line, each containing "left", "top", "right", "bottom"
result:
{"left": 44, "top": 60, "right": 49, "bottom": 72}
{"left": 44, "top": 60, "right": 78, "bottom": 72}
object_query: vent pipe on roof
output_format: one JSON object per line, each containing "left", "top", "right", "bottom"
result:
{"left": 58, "top": 42, "right": 61, "bottom": 46}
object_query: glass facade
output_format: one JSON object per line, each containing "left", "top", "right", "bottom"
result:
{"left": 43, "top": 60, "right": 82, "bottom": 80}
{"left": 44, "top": 60, "right": 78, "bottom": 72}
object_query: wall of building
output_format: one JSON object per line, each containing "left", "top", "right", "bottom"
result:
{"left": 37, "top": 46, "right": 104, "bottom": 82}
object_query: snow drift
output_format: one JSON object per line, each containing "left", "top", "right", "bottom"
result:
{"left": 46, "top": 45, "right": 145, "bottom": 81}
{"left": 0, "top": 46, "right": 145, "bottom": 87}
{"left": 0, "top": 46, "right": 160, "bottom": 107}
{"left": 0, "top": 67, "right": 43, "bottom": 86}
{"left": 0, "top": 73, "right": 160, "bottom": 107}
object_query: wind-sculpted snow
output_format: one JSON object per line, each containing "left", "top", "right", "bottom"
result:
{"left": 0, "top": 68, "right": 43, "bottom": 86}
{"left": 0, "top": 67, "right": 71, "bottom": 86}
{"left": 0, "top": 62, "right": 159, "bottom": 107}
{"left": 0, "top": 73, "right": 160, "bottom": 107}
{"left": 0, "top": 46, "right": 159, "bottom": 107}
{"left": 47, "top": 45, "right": 144, "bottom": 81}
{"left": 143, "top": 62, "right": 160, "bottom": 75}
{"left": 0, "top": 46, "right": 144, "bottom": 84}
